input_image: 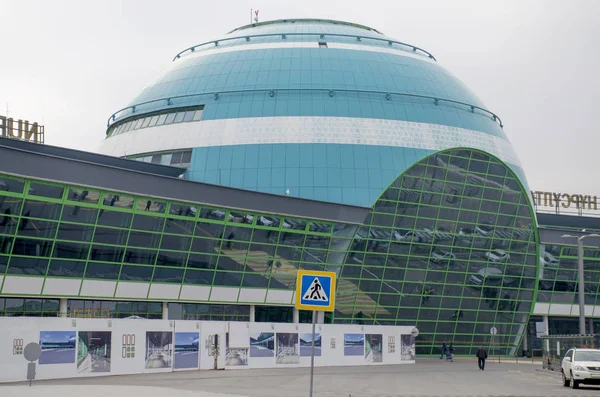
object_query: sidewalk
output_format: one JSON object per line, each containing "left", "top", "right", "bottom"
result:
{"left": 437, "top": 355, "right": 543, "bottom": 365}
{"left": 0, "top": 385, "right": 245, "bottom": 397}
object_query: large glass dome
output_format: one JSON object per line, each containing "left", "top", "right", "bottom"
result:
{"left": 97, "top": 19, "right": 526, "bottom": 207}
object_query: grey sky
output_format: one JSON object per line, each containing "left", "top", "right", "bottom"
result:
{"left": 1, "top": 0, "right": 598, "bottom": 194}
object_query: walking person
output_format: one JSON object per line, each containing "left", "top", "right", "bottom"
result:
{"left": 440, "top": 343, "right": 448, "bottom": 360}
{"left": 476, "top": 345, "right": 488, "bottom": 370}
{"left": 447, "top": 343, "right": 455, "bottom": 362}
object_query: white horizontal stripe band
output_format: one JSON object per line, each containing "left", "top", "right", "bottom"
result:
{"left": 96, "top": 116, "right": 521, "bottom": 168}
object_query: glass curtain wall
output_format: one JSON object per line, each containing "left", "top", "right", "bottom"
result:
{"left": 538, "top": 243, "right": 600, "bottom": 307}
{"left": 0, "top": 173, "right": 358, "bottom": 302}
{"left": 335, "top": 149, "right": 538, "bottom": 355}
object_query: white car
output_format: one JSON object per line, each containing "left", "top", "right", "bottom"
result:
{"left": 561, "top": 348, "right": 600, "bottom": 389}
{"left": 468, "top": 267, "right": 513, "bottom": 286}
{"left": 392, "top": 230, "right": 419, "bottom": 242}
{"left": 430, "top": 250, "right": 456, "bottom": 266}
{"left": 257, "top": 216, "right": 274, "bottom": 226}
{"left": 485, "top": 249, "right": 510, "bottom": 262}
{"left": 208, "top": 210, "right": 233, "bottom": 221}
{"left": 392, "top": 230, "right": 434, "bottom": 244}
{"left": 475, "top": 224, "right": 494, "bottom": 236}
{"left": 540, "top": 251, "right": 559, "bottom": 267}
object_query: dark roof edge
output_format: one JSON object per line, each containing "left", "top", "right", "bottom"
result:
{"left": 0, "top": 137, "right": 183, "bottom": 178}
{"left": 228, "top": 19, "right": 383, "bottom": 35}
{"left": 0, "top": 143, "right": 370, "bottom": 224}
{"left": 536, "top": 212, "right": 600, "bottom": 231}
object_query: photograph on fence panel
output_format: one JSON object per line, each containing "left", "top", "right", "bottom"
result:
{"left": 365, "top": 334, "right": 383, "bottom": 363}
{"left": 145, "top": 331, "right": 173, "bottom": 369}
{"left": 401, "top": 334, "right": 416, "bottom": 360}
{"left": 249, "top": 332, "right": 275, "bottom": 357}
{"left": 226, "top": 348, "right": 249, "bottom": 366}
{"left": 39, "top": 331, "right": 76, "bottom": 365}
{"left": 344, "top": 333, "right": 364, "bottom": 356}
{"left": 174, "top": 332, "right": 199, "bottom": 369}
{"left": 299, "top": 333, "right": 321, "bottom": 357}
{"left": 276, "top": 333, "right": 299, "bottom": 364}
{"left": 77, "top": 331, "right": 111, "bottom": 373}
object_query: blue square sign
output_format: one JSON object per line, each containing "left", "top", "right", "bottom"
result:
{"left": 295, "top": 270, "right": 336, "bottom": 311}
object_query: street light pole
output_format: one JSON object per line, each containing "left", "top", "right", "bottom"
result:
{"left": 577, "top": 238, "right": 586, "bottom": 335}
{"left": 561, "top": 233, "right": 600, "bottom": 335}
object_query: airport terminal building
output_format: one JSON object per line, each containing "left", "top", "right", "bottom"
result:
{"left": 0, "top": 19, "right": 598, "bottom": 356}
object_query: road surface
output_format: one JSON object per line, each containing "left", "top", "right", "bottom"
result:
{"left": 6, "top": 357, "right": 600, "bottom": 396}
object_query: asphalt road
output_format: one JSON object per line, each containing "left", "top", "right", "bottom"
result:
{"left": 7, "top": 357, "right": 600, "bottom": 397}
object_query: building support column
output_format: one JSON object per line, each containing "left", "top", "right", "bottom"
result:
{"left": 293, "top": 308, "right": 299, "bottom": 323}
{"left": 162, "top": 302, "right": 168, "bottom": 320}
{"left": 522, "top": 328, "right": 529, "bottom": 356}
{"left": 317, "top": 311, "right": 325, "bottom": 324}
{"left": 59, "top": 298, "right": 68, "bottom": 318}
{"left": 589, "top": 318, "right": 594, "bottom": 335}
{"left": 249, "top": 305, "right": 255, "bottom": 322}
{"left": 543, "top": 315, "right": 550, "bottom": 353}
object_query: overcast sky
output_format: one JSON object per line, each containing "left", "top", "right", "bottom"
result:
{"left": 1, "top": 0, "right": 598, "bottom": 194}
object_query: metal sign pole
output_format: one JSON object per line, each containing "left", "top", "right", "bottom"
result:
{"left": 296, "top": 270, "right": 335, "bottom": 397}
{"left": 309, "top": 310, "right": 316, "bottom": 397}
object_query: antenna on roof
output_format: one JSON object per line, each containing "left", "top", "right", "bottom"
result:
{"left": 254, "top": 10, "right": 259, "bottom": 23}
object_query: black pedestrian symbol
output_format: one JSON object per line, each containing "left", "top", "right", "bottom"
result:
{"left": 303, "top": 278, "right": 328, "bottom": 302}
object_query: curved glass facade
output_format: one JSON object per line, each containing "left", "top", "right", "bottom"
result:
{"left": 97, "top": 19, "right": 526, "bottom": 207}
{"left": 334, "top": 149, "right": 538, "bottom": 355}
{"left": 0, "top": 147, "right": 537, "bottom": 354}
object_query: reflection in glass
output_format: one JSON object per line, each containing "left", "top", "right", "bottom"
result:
{"left": 85, "top": 262, "right": 120, "bottom": 280}
{"left": 28, "top": 182, "right": 64, "bottom": 199}
{"left": 67, "top": 188, "right": 99, "bottom": 204}
{"left": 47, "top": 260, "right": 85, "bottom": 277}
{"left": 120, "top": 265, "right": 153, "bottom": 281}
{"left": 102, "top": 193, "right": 134, "bottom": 209}
{"left": 61, "top": 206, "right": 98, "bottom": 224}
{"left": 169, "top": 203, "right": 197, "bottom": 218}
{"left": 7, "top": 257, "right": 48, "bottom": 275}
{"left": 337, "top": 150, "right": 537, "bottom": 355}
{"left": 136, "top": 199, "right": 166, "bottom": 213}
{"left": 0, "top": 177, "right": 25, "bottom": 194}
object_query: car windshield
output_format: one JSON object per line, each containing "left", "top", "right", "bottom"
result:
{"left": 575, "top": 351, "right": 600, "bottom": 361}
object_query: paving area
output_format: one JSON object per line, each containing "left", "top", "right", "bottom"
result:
{"left": 2, "top": 357, "right": 600, "bottom": 397}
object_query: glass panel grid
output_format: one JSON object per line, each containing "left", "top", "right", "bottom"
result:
{"left": 335, "top": 150, "right": 538, "bottom": 356}
{"left": 0, "top": 150, "right": 538, "bottom": 355}
{"left": 0, "top": 172, "right": 354, "bottom": 294}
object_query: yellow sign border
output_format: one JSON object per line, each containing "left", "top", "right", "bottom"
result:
{"left": 295, "top": 269, "right": 336, "bottom": 312}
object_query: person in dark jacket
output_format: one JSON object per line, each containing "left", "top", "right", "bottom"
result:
{"left": 447, "top": 343, "right": 455, "bottom": 362}
{"left": 440, "top": 343, "right": 448, "bottom": 359}
{"left": 476, "top": 345, "right": 488, "bottom": 370}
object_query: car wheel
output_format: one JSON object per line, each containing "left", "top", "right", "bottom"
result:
{"left": 570, "top": 372, "right": 579, "bottom": 389}
{"left": 562, "top": 371, "right": 570, "bottom": 387}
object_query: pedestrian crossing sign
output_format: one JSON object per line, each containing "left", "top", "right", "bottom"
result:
{"left": 295, "top": 270, "right": 336, "bottom": 311}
